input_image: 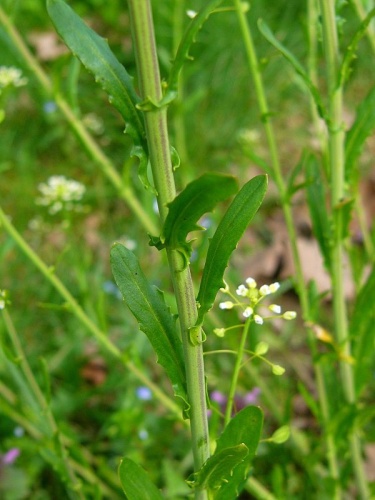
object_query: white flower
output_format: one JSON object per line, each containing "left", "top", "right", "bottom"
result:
{"left": 269, "top": 282, "right": 280, "bottom": 293}
{"left": 245, "top": 277, "right": 257, "bottom": 289}
{"left": 259, "top": 285, "right": 271, "bottom": 296}
{"left": 0, "top": 66, "right": 28, "bottom": 90}
{"left": 219, "top": 301, "right": 234, "bottom": 310}
{"left": 243, "top": 306, "right": 253, "bottom": 318}
{"left": 36, "top": 176, "right": 86, "bottom": 214}
{"left": 254, "top": 314, "right": 263, "bottom": 325}
{"left": 236, "top": 284, "right": 248, "bottom": 296}
{"left": 269, "top": 304, "right": 281, "bottom": 314}
{"left": 283, "top": 311, "right": 297, "bottom": 320}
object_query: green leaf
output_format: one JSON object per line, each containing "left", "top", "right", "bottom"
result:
{"left": 196, "top": 175, "right": 267, "bottom": 325}
{"left": 46, "top": 0, "right": 148, "bottom": 185}
{"left": 110, "top": 244, "right": 188, "bottom": 411}
{"left": 339, "top": 8, "right": 375, "bottom": 86}
{"left": 351, "top": 265, "right": 375, "bottom": 396}
{"left": 186, "top": 445, "right": 249, "bottom": 492}
{"left": 345, "top": 85, "right": 375, "bottom": 183}
{"left": 162, "top": 173, "right": 238, "bottom": 266}
{"left": 167, "top": 0, "right": 225, "bottom": 98}
{"left": 214, "top": 405, "right": 263, "bottom": 499}
{"left": 118, "top": 458, "right": 164, "bottom": 500}
{"left": 305, "top": 156, "right": 332, "bottom": 272}
{"left": 258, "top": 19, "right": 327, "bottom": 120}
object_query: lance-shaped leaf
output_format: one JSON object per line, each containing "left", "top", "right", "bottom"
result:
{"left": 186, "top": 444, "right": 249, "bottom": 493}
{"left": 161, "top": 173, "right": 238, "bottom": 266}
{"left": 258, "top": 19, "right": 327, "bottom": 120}
{"left": 196, "top": 175, "right": 267, "bottom": 325}
{"left": 118, "top": 458, "right": 164, "bottom": 500}
{"left": 167, "top": 0, "right": 224, "bottom": 99}
{"left": 345, "top": 85, "right": 375, "bottom": 182}
{"left": 47, "top": 0, "right": 148, "bottom": 179}
{"left": 214, "top": 405, "right": 263, "bottom": 499}
{"left": 110, "top": 244, "right": 187, "bottom": 410}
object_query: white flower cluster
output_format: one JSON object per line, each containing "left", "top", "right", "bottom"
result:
{"left": 36, "top": 175, "right": 86, "bottom": 215}
{"left": 218, "top": 277, "right": 297, "bottom": 325}
{"left": 0, "top": 66, "right": 28, "bottom": 92}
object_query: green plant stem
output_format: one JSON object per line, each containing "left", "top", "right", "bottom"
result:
{"left": 0, "top": 207, "right": 183, "bottom": 421}
{"left": 2, "top": 309, "right": 84, "bottom": 499}
{"left": 0, "top": 6, "right": 157, "bottom": 236}
{"left": 224, "top": 319, "right": 251, "bottom": 425}
{"left": 245, "top": 476, "right": 277, "bottom": 500}
{"left": 127, "top": 2, "right": 210, "bottom": 497}
{"left": 233, "top": 1, "right": 341, "bottom": 494}
{"left": 319, "top": 1, "right": 369, "bottom": 498}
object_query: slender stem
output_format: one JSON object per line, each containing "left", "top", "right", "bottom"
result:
{"left": 127, "top": 2, "right": 210, "bottom": 496}
{"left": 2, "top": 309, "right": 84, "bottom": 499}
{"left": 0, "top": 6, "right": 158, "bottom": 236}
{"left": 0, "top": 207, "right": 183, "bottom": 420}
{"left": 245, "top": 476, "right": 278, "bottom": 500}
{"left": 224, "top": 319, "right": 251, "bottom": 425}
{"left": 233, "top": 1, "right": 341, "bottom": 494}
{"left": 319, "top": 1, "right": 369, "bottom": 498}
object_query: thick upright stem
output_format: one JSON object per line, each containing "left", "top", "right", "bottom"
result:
{"left": 319, "top": 1, "right": 369, "bottom": 497}
{"left": 127, "top": 1, "right": 210, "bottom": 496}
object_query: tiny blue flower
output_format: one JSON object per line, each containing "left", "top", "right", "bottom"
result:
{"left": 136, "top": 386, "right": 152, "bottom": 401}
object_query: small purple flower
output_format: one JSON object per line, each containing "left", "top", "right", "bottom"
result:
{"left": 2, "top": 448, "right": 20, "bottom": 465}
{"left": 136, "top": 386, "right": 152, "bottom": 401}
{"left": 210, "top": 390, "right": 227, "bottom": 405}
{"left": 242, "top": 387, "right": 261, "bottom": 406}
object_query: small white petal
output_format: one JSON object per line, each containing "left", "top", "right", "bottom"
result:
{"left": 245, "top": 277, "right": 257, "bottom": 288}
{"left": 269, "top": 282, "right": 280, "bottom": 293}
{"left": 269, "top": 304, "right": 281, "bottom": 314}
{"left": 254, "top": 314, "right": 263, "bottom": 325}
{"left": 283, "top": 311, "right": 297, "bottom": 320}
{"left": 236, "top": 284, "right": 248, "bottom": 296}
{"left": 259, "top": 285, "right": 270, "bottom": 296}
{"left": 219, "top": 301, "right": 234, "bottom": 310}
{"left": 243, "top": 307, "right": 253, "bottom": 318}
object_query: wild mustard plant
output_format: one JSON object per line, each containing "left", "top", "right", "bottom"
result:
{"left": 1, "top": 0, "right": 374, "bottom": 499}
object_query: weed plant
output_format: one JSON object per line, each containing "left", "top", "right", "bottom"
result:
{"left": 0, "top": 1, "right": 374, "bottom": 499}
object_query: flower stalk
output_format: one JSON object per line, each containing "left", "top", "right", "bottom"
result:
{"left": 127, "top": 1, "right": 210, "bottom": 496}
